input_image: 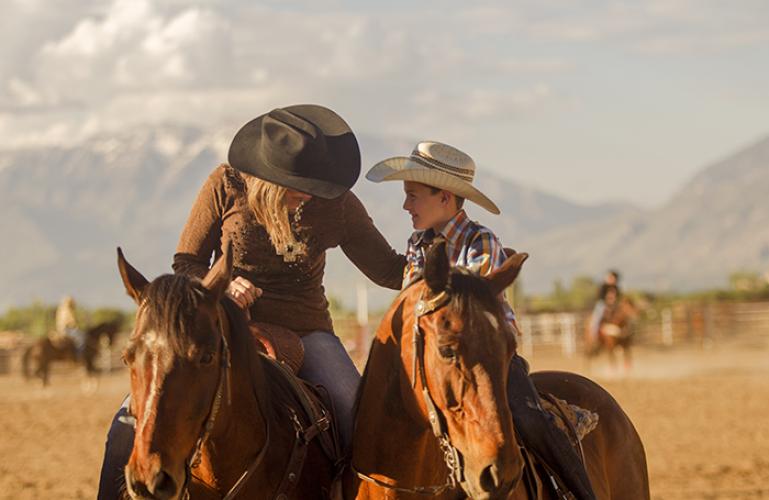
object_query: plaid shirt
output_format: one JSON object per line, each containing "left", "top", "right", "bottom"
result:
{"left": 403, "top": 209, "right": 515, "bottom": 321}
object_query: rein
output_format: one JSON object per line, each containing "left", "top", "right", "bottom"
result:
{"left": 126, "top": 301, "right": 334, "bottom": 500}
{"left": 181, "top": 305, "right": 329, "bottom": 500}
{"left": 181, "top": 306, "right": 272, "bottom": 500}
{"left": 354, "top": 288, "right": 466, "bottom": 496}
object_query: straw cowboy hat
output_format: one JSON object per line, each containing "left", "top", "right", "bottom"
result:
{"left": 228, "top": 104, "right": 360, "bottom": 199}
{"left": 365, "top": 141, "right": 500, "bottom": 214}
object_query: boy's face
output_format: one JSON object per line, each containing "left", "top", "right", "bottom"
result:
{"left": 402, "top": 181, "right": 457, "bottom": 231}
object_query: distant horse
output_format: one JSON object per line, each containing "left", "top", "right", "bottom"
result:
{"left": 347, "top": 242, "right": 649, "bottom": 499}
{"left": 585, "top": 295, "right": 640, "bottom": 373}
{"left": 117, "top": 244, "right": 338, "bottom": 500}
{"left": 21, "top": 318, "right": 122, "bottom": 386}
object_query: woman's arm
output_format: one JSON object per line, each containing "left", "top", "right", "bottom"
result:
{"left": 172, "top": 166, "right": 227, "bottom": 279}
{"left": 339, "top": 192, "right": 406, "bottom": 290}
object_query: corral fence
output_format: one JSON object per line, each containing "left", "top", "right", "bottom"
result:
{"left": 2, "top": 301, "right": 768, "bottom": 374}
{"left": 336, "top": 300, "right": 769, "bottom": 365}
{"left": 0, "top": 330, "right": 129, "bottom": 376}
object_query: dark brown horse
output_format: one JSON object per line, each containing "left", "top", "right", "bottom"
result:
{"left": 21, "top": 318, "right": 122, "bottom": 386}
{"left": 117, "top": 244, "right": 336, "bottom": 500}
{"left": 585, "top": 293, "right": 640, "bottom": 373}
{"left": 347, "top": 243, "right": 649, "bottom": 499}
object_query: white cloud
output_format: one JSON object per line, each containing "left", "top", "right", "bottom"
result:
{"left": 42, "top": 0, "right": 152, "bottom": 57}
{"left": 0, "top": 0, "right": 766, "bottom": 154}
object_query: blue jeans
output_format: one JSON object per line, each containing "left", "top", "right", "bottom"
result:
{"left": 97, "top": 397, "right": 133, "bottom": 500}
{"left": 589, "top": 301, "right": 606, "bottom": 341}
{"left": 508, "top": 355, "right": 597, "bottom": 499}
{"left": 96, "top": 331, "right": 360, "bottom": 499}
{"left": 298, "top": 330, "right": 361, "bottom": 451}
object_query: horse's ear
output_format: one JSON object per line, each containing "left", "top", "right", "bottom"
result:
{"left": 201, "top": 240, "right": 233, "bottom": 300}
{"left": 424, "top": 240, "right": 450, "bottom": 294}
{"left": 485, "top": 251, "right": 529, "bottom": 296}
{"left": 117, "top": 247, "right": 149, "bottom": 305}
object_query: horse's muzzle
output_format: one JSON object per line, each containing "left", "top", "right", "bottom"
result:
{"left": 125, "top": 465, "right": 180, "bottom": 500}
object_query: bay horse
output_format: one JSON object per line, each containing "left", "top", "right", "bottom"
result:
{"left": 347, "top": 243, "right": 649, "bottom": 499}
{"left": 117, "top": 243, "right": 336, "bottom": 500}
{"left": 585, "top": 293, "right": 640, "bottom": 373}
{"left": 21, "top": 318, "right": 122, "bottom": 386}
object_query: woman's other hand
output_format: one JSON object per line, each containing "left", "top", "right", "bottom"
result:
{"left": 225, "top": 276, "right": 262, "bottom": 309}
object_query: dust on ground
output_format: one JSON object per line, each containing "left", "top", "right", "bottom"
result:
{"left": 1, "top": 339, "right": 767, "bottom": 499}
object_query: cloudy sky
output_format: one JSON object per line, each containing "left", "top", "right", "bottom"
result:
{"left": 1, "top": 0, "right": 767, "bottom": 206}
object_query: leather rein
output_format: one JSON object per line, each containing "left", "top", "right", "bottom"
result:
{"left": 129, "top": 306, "right": 270, "bottom": 500}
{"left": 181, "top": 307, "right": 271, "bottom": 500}
{"left": 181, "top": 305, "right": 334, "bottom": 500}
{"left": 353, "top": 288, "right": 467, "bottom": 496}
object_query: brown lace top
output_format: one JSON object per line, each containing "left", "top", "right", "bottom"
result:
{"left": 173, "top": 165, "right": 405, "bottom": 335}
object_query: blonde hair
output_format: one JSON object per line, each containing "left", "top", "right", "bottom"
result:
{"left": 244, "top": 175, "right": 307, "bottom": 262}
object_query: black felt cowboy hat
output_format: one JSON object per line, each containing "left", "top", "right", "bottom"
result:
{"left": 228, "top": 104, "right": 360, "bottom": 199}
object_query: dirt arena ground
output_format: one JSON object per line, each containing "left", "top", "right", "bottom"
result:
{"left": 1, "top": 338, "right": 767, "bottom": 499}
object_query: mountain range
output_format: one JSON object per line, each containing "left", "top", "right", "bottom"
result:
{"left": 1, "top": 126, "right": 767, "bottom": 311}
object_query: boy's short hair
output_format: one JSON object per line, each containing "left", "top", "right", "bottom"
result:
{"left": 429, "top": 186, "right": 465, "bottom": 209}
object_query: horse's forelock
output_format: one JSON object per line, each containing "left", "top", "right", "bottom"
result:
{"left": 138, "top": 274, "right": 211, "bottom": 357}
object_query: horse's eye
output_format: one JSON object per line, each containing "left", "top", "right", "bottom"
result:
{"left": 121, "top": 349, "right": 135, "bottom": 366}
{"left": 200, "top": 352, "right": 215, "bottom": 366}
{"left": 438, "top": 345, "right": 456, "bottom": 360}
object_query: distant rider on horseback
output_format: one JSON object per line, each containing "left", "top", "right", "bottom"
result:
{"left": 589, "top": 270, "right": 621, "bottom": 343}
{"left": 53, "top": 295, "right": 84, "bottom": 354}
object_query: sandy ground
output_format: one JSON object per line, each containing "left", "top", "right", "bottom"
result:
{"left": 0, "top": 339, "right": 767, "bottom": 499}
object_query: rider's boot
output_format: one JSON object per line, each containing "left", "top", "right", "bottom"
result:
{"left": 508, "top": 355, "right": 598, "bottom": 500}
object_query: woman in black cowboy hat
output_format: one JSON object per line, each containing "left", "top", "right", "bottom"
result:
{"left": 97, "top": 105, "right": 405, "bottom": 499}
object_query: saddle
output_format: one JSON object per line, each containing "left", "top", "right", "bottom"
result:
{"left": 519, "top": 394, "right": 599, "bottom": 500}
{"left": 220, "top": 300, "right": 343, "bottom": 498}
{"left": 258, "top": 352, "right": 343, "bottom": 464}
{"left": 248, "top": 322, "right": 305, "bottom": 374}
{"left": 246, "top": 323, "right": 341, "bottom": 460}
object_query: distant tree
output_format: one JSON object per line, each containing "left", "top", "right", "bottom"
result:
{"left": 0, "top": 302, "right": 135, "bottom": 337}
{"left": 729, "top": 271, "right": 766, "bottom": 292}
{"left": 569, "top": 275, "right": 597, "bottom": 310}
{"left": 0, "top": 302, "right": 56, "bottom": 337}
{"left": 327, "top": 294, "right": 347, "bottom": 315}
{"left": 87, "top": 307, "right": 132, "bottom": 330}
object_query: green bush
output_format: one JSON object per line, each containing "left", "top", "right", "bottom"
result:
{"left": 0, "top": 302, "right": 57, "bottom": 337}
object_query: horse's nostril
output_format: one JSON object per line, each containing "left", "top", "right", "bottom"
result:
{"left": 479, "top": 463, "right": 502, "bottom": 492}
{"left": 130, "top": 478, "right": 152, "bottom": 498}
{"left": 151, "top": 470, "right": 177, "bottom": 498}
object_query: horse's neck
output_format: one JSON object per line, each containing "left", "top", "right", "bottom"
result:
{"left": 608, "top": 303, "right": 632, "bottom": 325}
{"left": 199, "top": 326, "right": 271, "bottom": 490}
{"left": 353, "top": 296, "right": 449, "bottom": 490}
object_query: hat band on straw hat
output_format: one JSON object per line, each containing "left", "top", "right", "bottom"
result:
{"left": 410, "top": 149, "right": 475, "bottom": 182}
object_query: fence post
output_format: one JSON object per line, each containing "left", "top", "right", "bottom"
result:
{"left": 100, "top": 334, "right": 112, "bottom": 372}
{"left": 519, "top": 316, "right": 534, "bottom": 358}
{"left": 704, "top": 304, "right": 715, "bottom": 346}
{"left": 661, "top": 308, "right": 674, "bottom": 346}
{"left": 356, "top": 283, "right": 370, "bottom": 361}
{"left": 560, "top": 313, "right": 577, "bottom": 358}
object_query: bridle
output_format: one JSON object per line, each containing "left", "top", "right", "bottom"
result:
{"left": 180, "top": 307, "right": 272, "bottom": 500}
{"left": 354, "top": 287, "right": 467, "bottom": 496}
{"left": 126, "top": 305, "right": 271, "bottom": 500}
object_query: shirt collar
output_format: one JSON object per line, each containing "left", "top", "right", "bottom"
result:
{"left": 408, "top": 210, "right": 469, "bottom": 248}
{"left": 438, "top": 209, "right": 470, "bottom": 243}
